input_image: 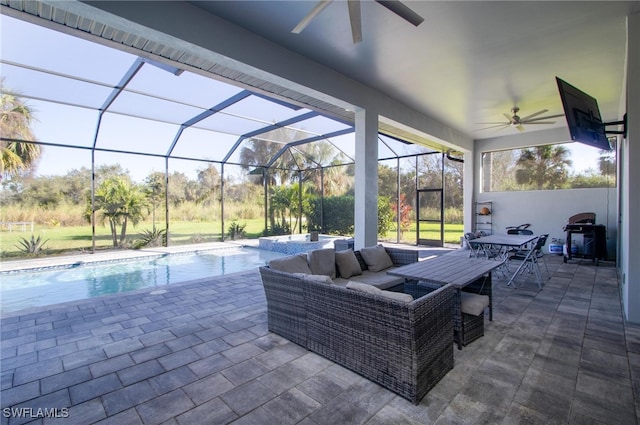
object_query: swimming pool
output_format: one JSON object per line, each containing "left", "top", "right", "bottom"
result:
{"left": 0, "top": 247, "right": 286, "bottom": 314}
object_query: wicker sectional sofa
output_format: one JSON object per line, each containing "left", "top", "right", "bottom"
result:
{"left": 258, "top": 246, "right": 456, "bottom": 403}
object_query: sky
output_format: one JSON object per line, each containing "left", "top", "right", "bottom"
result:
{"left": 1, "top": 14, "right": 611, "bottom": 184}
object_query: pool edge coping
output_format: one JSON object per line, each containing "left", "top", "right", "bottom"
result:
{"left": 0, "top": 241, "right": 253, "bottom": 274}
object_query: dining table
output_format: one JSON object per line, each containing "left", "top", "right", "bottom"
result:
{"left": 468, "top": 233, "right": 538, "bottom": 286}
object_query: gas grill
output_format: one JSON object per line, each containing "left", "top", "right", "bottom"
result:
{"left": 563, "top": 212, "right": 607, "bottom": 264}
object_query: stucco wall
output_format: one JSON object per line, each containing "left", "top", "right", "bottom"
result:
{"left": 475, "top": 188, "right": 618, "bottom": 259}
{"left": 620, "top": 12, "right": 640, "bottom": 323}
{"left": 473, "top": 127, "right": 619, "bottom": 259}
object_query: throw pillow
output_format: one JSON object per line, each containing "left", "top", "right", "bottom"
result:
{"left": 335, "top": 249, "right": 363, "bottom": 278}
{"left": 360, "top": 244, "right": 394, "bottom": 272}
{"left": 268, "top": 254, "right": 312, "bottom": 274}
{"left": 346, "top": 280, "right": 413, "bottom": 303}
{"left": 308, "top": 248, "right": 336, "bottom": 278}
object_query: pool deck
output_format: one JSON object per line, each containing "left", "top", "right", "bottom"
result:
{"left": 1, "top": 248, "right": 639, "bottom": 424}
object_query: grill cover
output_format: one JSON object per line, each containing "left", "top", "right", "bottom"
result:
{"left": 567, "top": 212, "right": 596, "bottom": 224}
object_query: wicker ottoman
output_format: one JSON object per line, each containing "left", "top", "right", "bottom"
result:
{"left": 394, "top": 283, "right": 489, "bottom": 347}
{"left": 458, "top": 292, "right": 490, "bottom": 346}
{"left": 460, "top": 312, "right": 484, "bottom": 346}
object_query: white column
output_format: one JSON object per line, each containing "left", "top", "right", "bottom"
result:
{"left": 622, "top": 12, "right": 640, "bottom": 323}
{"left": 464, "top": 150, "right": 474, "bottom": 235}
{"left": 354, "top": 108, "right": 379, "bottom": 249}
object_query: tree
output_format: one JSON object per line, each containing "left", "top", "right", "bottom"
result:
{"left": 0, "top": 82, "right": 41, "bottom": 180}
{"left": 391, "top": 193, "right": 413, "bottom": 235}
{"left": 378, "top": 164, "right": 398, "bottom": 199}
{"left": 196, "top": 164, "right": 220, "bottom": 205}
{"left": 144, "top": 172, "right": 165, "bottom": 228}
{"left": 167, "top": 171, "right": 190, "bottom": 206}
{"left": 90, "top": 177, "right": 148, "bottom": 247}
{"left": 598, "top": 141, "right": 616, "bottom": 178}
{"left": 295, "top": 140, "right": 352, "bottom": 196}
{"left": 239, "top": 138, "right": 285, "bottom": 186}
{"left": 515, "top": 145, "right": 572, "bottom": 190}
{"left": 268, "top": 184, "right": 296, "bottom": 233}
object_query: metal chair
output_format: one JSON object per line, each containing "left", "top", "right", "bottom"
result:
{"left": 506, "top": 223, "right": 532, "bottom": 235}
{"left": 534, "top": 234, "right": 550, "bottom": 278}
{"left": 508, "top": 234, "right": 549, "bottom": 289}
{"left": 466, "top": 233, "right": 511, "bottom": 278}
{"left": 464, "top": 232, "right": 481, "bottom": 258}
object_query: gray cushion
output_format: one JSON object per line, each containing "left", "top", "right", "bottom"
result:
{"left": 308, "top": 248, "right": 336, "bottom": 278}
{"left": 360, "top": 245, "right": 394, "bottom": 272}
{"left": 346, "top": 269, "right": 405, "bottom": 290}
{"left": 460, "top": 292, "right": 490, "bottom": 316}
{"left": 335, "top": 249, "right": 363, "bottom": 279}
{"left": 268, "top": 254, "right": 312, "bottom": 274}
{"left": 292, "top": 273, "right": 334, "bottom": 284}
{"left": 346, "top": 280, "right": 413, "bottom": 303}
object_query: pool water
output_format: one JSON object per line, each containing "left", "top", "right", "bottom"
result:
{"left": 0, "top": 247, "right": 286, "bottom": 314}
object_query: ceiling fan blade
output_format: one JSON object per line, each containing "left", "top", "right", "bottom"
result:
{"left": 519, "top": 109, "right": 548, "bottom": 122}
{"left": 477, "top": 121, "right": 509, "bottom": 125}
{"left": 347, "top": 0, "right": 362, "bottom": 43}
{"left": 474, "top": 123, "right": 510, "bottom": 132}
{"left": 521, "top": 121, "right": 557, "bottom": 125}
{"left": 516, "top": 124, "right": 526, "bottom": 132}
{"left": 375, "top": 0, "right": 424, "bottom": 26}
{"left": 292, "top": 0, "right": 333, "bottom": 34}
{"left": 503, "top": 113, "right": 513, "bottom": 122}
{"left": 524, "top": 114, "right": 565, "bottom": 123}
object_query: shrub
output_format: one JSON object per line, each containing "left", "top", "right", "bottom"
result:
{"left": 377, "top": 196, "right": 395, "bottom": 237}
{"left": 227, "top": 221, "right": 247, "bottom": 240}
{"left": 305, "top": 195, "right": 395, "bottom": 237}
{"left": 134, "top": 227, "right": 166, "bottom": 249}
{"left": 15, "top": 234, "right": 49, "bottom": 255}
{"left": 263, "top": 222, "right": 291, "bottom": 236}
{"left": 305, "top": 195, "right": 354, "bottom": 235}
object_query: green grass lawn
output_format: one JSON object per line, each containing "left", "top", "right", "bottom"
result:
{"left": 0, "top": 220, "right": 464, "bottom": 259}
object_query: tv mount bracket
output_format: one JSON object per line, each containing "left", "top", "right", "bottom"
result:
{"left": 604, "top": 113, "right": 627, "bottom": 138}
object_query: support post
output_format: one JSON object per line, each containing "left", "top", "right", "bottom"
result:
{"left": 354, "top": 108, "right": 379, "bottom": 249}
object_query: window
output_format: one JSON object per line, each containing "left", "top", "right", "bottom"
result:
{"left": 482, "top": 141, "right": 616, "bottom": 192}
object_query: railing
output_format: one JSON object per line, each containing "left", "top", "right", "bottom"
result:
{"left": 0, "top": 222, "right": 34, "bottom": 232}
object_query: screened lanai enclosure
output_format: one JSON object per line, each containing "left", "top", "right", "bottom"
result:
{"left": 0, "top": 14, "right": 463, "bottom": 255}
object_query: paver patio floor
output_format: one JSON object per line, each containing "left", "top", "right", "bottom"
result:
{"left": 1, "top": 250, "right": 639, "bottom": 424}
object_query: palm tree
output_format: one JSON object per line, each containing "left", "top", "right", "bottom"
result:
{"left": 90, "top": 177, "right": 148, "bottom": 247}
{"left": 598, "top": 139, "right": 616, "bottom": 177}
{"left": 515, "top": 145, "right": 573, "bottom": 190}
{"left": 239, "top": 138, "right": 283, "bottom": 186}
{"left": 0, "top": 81, "right": 41, "bottom": 180}
{"left": 296, "top": 140, "right": 352, "bottom": 196}
{"left": 143, "top": 172, "right": 166, "bottom": 229}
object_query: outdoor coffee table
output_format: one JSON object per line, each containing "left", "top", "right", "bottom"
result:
{"left": 388, "top": 254, "right": 505, "bottom": 348}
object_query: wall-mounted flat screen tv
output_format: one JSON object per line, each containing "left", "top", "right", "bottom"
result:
{"left": 556, "top": 77, "right": 612, "bottom": 151}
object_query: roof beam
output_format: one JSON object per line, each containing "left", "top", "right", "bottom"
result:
{"left": 266, "top": 127, "right": 354, "bottom": 168}
{"left": 166, "top": 90, "right": 252, "bottom": 157}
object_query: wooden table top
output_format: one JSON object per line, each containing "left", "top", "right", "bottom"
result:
{"left": 469, "top": 234, "right": 537, "bottom": 247}
{"left": 387, "top": 254, "right": 503, "bottom": 288}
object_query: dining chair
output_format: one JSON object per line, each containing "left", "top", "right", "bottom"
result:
{"left": 464, "top": 232, "right": 481, "bottom": 258}
{"left": 508, "top": 234, "right": 549, "bottom": 289}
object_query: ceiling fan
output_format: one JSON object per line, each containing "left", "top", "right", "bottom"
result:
{"left": 292, "top": 0, "right": 424, "bottom": 44}
{"left": 475, "top": 107, "right": 564, "bottom": 132}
